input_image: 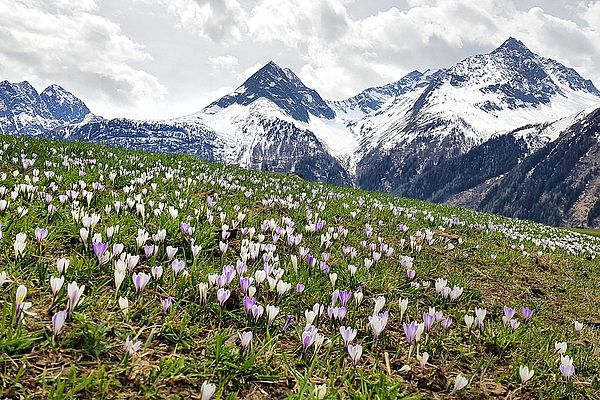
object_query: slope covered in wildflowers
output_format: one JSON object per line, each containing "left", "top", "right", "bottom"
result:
{"left": 0, "top": 134, "right": 599, "bottom": 399}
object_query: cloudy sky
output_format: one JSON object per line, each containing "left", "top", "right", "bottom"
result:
{"left": 2, "top": 0, "right": 599, "bottom": 119}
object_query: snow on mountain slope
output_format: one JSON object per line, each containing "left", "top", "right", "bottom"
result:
{"left": 355, "top": 37, "right": 600, "bottom": 158}
{"left": 327, "top": 69, "right": 442, "bottom": 120}
{"left": 0, "top": 80, "right": 92, "bottom": 136}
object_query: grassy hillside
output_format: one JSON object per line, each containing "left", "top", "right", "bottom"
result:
{"left": 0, "top": 134, "right": 599, "bottom": 399}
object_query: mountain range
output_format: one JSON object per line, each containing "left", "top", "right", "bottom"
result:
{"left": 2, "top": 37, "right": 600, "bottom": 227}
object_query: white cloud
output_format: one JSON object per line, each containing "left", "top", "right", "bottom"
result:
{"left": 138, "top": 0, "right": 248, "bottom": 44}
{"left": 243, "top": 0, "right": 600, "bottom": 99}
{"left": 0, "top": 0, "right": 167, "bottom": 118}
{"left": 3, "top": 0, "right": 599, "bottom": 119}
{"left": 208, "top": 55, "right": 239, "bottom": 72}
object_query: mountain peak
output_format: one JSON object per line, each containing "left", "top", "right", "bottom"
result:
{"left": 40, "top": 84, "right": 91, "bottom": 124}
{"left": 206, "top": 62, "right": 335, "bottom": 122}
{"left": 495, "top": 37, "right": 532, "bottom": 54}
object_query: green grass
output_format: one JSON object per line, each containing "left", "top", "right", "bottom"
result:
{"left": 0, "top": 134, "right": 599, "bottom": 399}
{"left": 568, "top": 227, "right": 600, "bottom": 238}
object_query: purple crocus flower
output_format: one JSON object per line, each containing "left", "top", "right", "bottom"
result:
{"left": 132, "top": 272, "right": 150, "bottom": 293}
{"left": 161, "top": 297, "right": 173, "bottom": 312}
{"left": 223, "top": 265, "right": 236, "bottom": 285}
{"left": 306, "top": 254, "right": 316, "bottom": 268}
{"left": 441, "top": 317, "right": 453, "bottom": 329}
{"left": 216, "top": 288, "right": 230, "bottom": 307}
{"left": 143, "top": 245, "right": 155, "bottom": 259}
{"left": 240, "top": 277, "right": 252, "bottom": 294}
{"left": 180, "top": 222, "right": 192, "bottom": 236}
{"left": 296, "top": 283, "right": 305, "bottom": 293}
{"left": 339, "top": 326, "right": 357, "bottom": 347}
{"left": 560, "top": 363, "right": 575, "bottom": 379}
{"left": 35, "top": 227, "right": 48, "bottom": 245}
{"left": 51, "top": 310, "right": 68, "bottom": 337}
{"left": 243, "top": 297, "right": 256, "bottom": 314}
{"left": 423, "top": 313, "right": 435, "bottom": 332}
{"left": 302, "top": 325, "right": 316, "bottom": 350}
{"left": 171, "top": 259, "right": 185, "bottom": 277}
{"left": 403, "top": 321, "right": 419, "bottom": 345}
{"left": 124, "top": 337, "right": 142, "bottom": 355}
{"left": 503, "top": 306, "right": 517, "bottom": 319}
{"left": 281, "top": 315, "right": 294, "bottom": 333}
{"left": 521, "top": 307, "right": 534, "bottom": 322}
{"left": 406, "top": 269, "right": 416, "bottom": 280}
{"left": 92, "top": 241, "right": 108, "bottom": 263}
{"left": 338, "top": 290, "right": 352, "bottom": 307}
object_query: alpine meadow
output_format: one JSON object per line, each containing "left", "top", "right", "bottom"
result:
{"left": 1, "top": 1, "right": 600, "bottom": 399}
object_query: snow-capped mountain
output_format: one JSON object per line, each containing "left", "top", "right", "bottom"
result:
{"left": 0, "top": 81, "right": 93, "bottom": 136}
{"left": 355, "top": 37, "right": 600, "bottom": 192}
{"left": 205, "top": 61, "right": 335, "bottom": 123}
{"left": 328, "top": 69, "right": 443, "bottom": 118}
{"left": 2, "top": 37, "right": 600, "bottom": 226}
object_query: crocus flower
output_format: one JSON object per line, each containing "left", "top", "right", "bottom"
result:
{"left": 338, "top": 290, "right": 352, "bottom": 306}
{"left": 56, "top": 258, "right": 70, "bottom": 276}
{"left": 354, "top": 290, "right": 363, "bottom": 306}
{"left": 119, "top": 296, "right": 129, "bottom": 316}
{"left": 161, "top": 297, "right": 173, "bottom": 312}
{"left": 166, "top": 246, "right": 178, "bottom": 261}
{"left": 302, "top": 325, "right": 316, "bottom": 350}
{"left": 92, "top": 241, "right": 108, "bottom": 263}
{"left": 521, "top": 307, "right": 534, "bottom": 322}
{"left": 369, "top": 313, "right": 388, "bottom": 339}
{"left": 14, "top": 232, "right": 26, "bottom": 258}
{"left": 266, "top": 305, "right": 280, "bottom": 325}
{"left": 519, "top": 365, "right": 534, "bottom": 384}
{"left": 423, "top": 313, "right": 435, "bottom": 333}
{"left": 417, "top": 351, "right": 429, "bottom": 374}
{"left": 464, "top": 315, "right": 475, "bottom": 330}
{"left": 373, "top": 296, "right": 385, "bottom": 314}
{"left": 574, "top": 321, "right": 584, "bottom": 331}
{"left": 50, "top": 276, "right": 64, "bottom": 300}
{"left": 143, "top": 245, "right": 155, "bottom": 259}
{"left": 238, "top": 331, "right": 253, "bottom": 352}
{"left": 403, "top": 321, "right": 419, "bottom": 344}
{"left": 339, "top": 326, "right": 357, "bottom": 347}
{"left": 449, "top": 286, "right": 463, "bottom": 301}
{"left": 201, "top": 381, "right": 216, "bottom": 399}
{"left": 555, "top": 342, "right": 567, "bottom": 355}
{"left": 559, "top": 356, "right": 574, "bottom": 379}
{"left": 347, "top": 344, "right": 362, "bottom": 365}
{"left": 503, "top": 306, "right": 517, "bottom": 320}
{"left": 35, "top": 227, "right": 48, "bottom": 245}
{"left": 475, "top": 308, "right": 486, "bottom": 327}
{"left": 452, "top": 374, "right": 469, "bottom": 392}
{"left": 282, "top": 315, "right": 294, "bottom": 332}
{"left": 51, "top": 310, "right": 68, "bottom": 337}
{"left": 296, "top": 283, "right": 305, "bottom": 293}
{"left": 0, "top": 271, "right": 9, "bottom": 287}
{"left": 216, "top": 288, "right": 231, "bottom": 307}
{"left": 151, "top": 266, "right": 163, "bottom": 281}
{"left": 171, "top": 259, "right": 185, "bottom": 277}
{"left": 399, "top": 298, "right": 408, "bottom": 322}
{"left": 124, "top": 337, "right": 142, "bottom": 355}
{"left": 441, "top": 317, "right": 453, "bottom": 329}
{"left": 132, "top": 272, "right": 150, "bottom": 293}
{"left": 198, "top": 282, "right": 208, "bottom": 305}
{"left": 15, "top": 284, "right": 33, "bottom": 320}
{"left": 114, "top": 270, "right": 126, "bottom": 292}
{"left": 67, "top": 281, "right": 85, "bottom": 314}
